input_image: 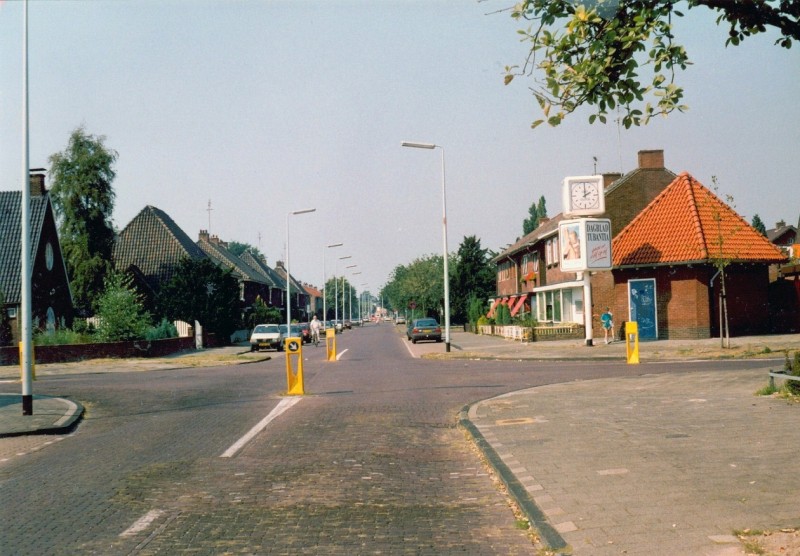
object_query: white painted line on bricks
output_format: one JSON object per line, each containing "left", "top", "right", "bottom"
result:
{"left": 120, "top": 509, "right": 164, "bottom": 537}
{"left": 336, "top": 349, "right": 348, "bottom": 360}
{"left": 220, "top": 397, "right": 302, "bottom": 458}
{"left": 54, "top": 398, "right": 79, "bottom": 427}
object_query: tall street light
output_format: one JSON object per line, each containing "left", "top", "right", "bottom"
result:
{"left": 286, "top": 208, "right": 316, "bottom": 329}
{"left": 350, "top": 271, "right": 362, "bottom": 322}
{"left": 346, "top": 265, "right": 358, "bottom": 322}
{"left": 401, "top": 141, "right": 451, "bottom": 352}
{"left": 335, "top": 255, "right": 351, "bottom": 323}
{"left": 323, "top": 242, "right": 343, "bottom": 321}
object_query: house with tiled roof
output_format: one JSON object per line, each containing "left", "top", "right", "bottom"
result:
{"left": 303, "top": 283, "right": 323, "bottom": 319}
{"left": 600, "top": 172, "right": 788, "bottom": 338}
{"left": 196, "top": 231, "right": 272, "bottom": 309}
{"left": 491, "top": 150, "right": 676, "bottom": 331}
{"left": 272, "top": 261, "right": 311, "bottom": 322}
{"left": 767, "top": 219, "right": 798, "bottom": 260}
{"left": 0, "top": 171, "right": 73, "bottom": 344}
{"left": 113, "top": 205, "right": 208, "bottom": 306}
{"left": 238, "top": 249, "right": 285, "bottom": 309}
{"left": 490, "top": 150, "right": 793, "bottom": 340}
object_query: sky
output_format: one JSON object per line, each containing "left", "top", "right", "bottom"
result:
{"left": 1, "top": 0, "right": 798, "bottom": 296}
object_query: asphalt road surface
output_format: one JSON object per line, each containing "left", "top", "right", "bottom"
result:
{"left": 0, "top": 325, "right": 764, "bottom": 554}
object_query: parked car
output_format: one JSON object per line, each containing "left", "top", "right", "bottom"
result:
{"left": 406, "top": 318, "right": 442, "bottom": 344}
{"left": 279, "top": 324, "right": 304, "bottom": 346}
{"left": 395, "top": 316, "right": 406, "bottom": 325}
{"left": 249, "top": 324, "right": 283, "bottom": 352}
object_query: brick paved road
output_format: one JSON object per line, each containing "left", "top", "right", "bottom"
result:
{"left": 1, "top": 325, "right": 554, "bottom": 554}
{"left": 2, "top": 325, "right": 769, "bottom": 554}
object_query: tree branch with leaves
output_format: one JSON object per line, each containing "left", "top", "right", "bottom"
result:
{"left": 504, "top": 0, "right": 799, "bottom": 128}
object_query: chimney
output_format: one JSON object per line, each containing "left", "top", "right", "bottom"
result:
{"left": 776, "top": 220, "right": 786, "bottom": 228}
{"left": 276, "top": 260, "right": 285, "bottom": 269}
{"left": 29, "top": 168, "right": 46, "bottom": 196}
{"left": 602, "top": 172, "right": 622, "bottom": 189}
{"left": 637, "top": 150, "right": 664, "bottom": 169}
{"left": 199, "top": 229, "right": 210, "bottom": 242}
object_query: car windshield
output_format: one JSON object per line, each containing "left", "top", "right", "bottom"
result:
{"left": 415, "top": 319, "right": 438, "bottom": 327}
{"left": 279, "top": 325, "right": 301, "bottom": 334}
{"left": 254, "top": 325, "right": 279, "bottom": 334}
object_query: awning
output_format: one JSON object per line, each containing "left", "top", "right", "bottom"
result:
{"left": 510, "top": 294, "right": 528, "bottom": 317}
{"left": 487, "top": 298, "right": 501, "bottom": 318}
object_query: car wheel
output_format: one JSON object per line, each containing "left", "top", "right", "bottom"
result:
{"left": 412, "top": 339, "right": 417, "bottom": 344}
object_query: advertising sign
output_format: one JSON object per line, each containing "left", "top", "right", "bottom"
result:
{"left": 559, "top": 218, "right": 612, "bottom": 272}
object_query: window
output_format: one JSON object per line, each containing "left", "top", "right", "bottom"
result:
{"left": 7, "top": 307, "right": 17, "bottom": 319}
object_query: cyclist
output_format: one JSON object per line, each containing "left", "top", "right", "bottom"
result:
{"left": 310, "top": 315, "right": 322, "bottom": 346}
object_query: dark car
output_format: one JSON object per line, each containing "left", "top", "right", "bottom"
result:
{"left": 279, "top": 324, "right": 304, "bottom": 347}
{"left": 406, "top": 318, "right": 442, "bottom": 344}
{"left": 297, "top": 322, "right": 311, "bottom": 343}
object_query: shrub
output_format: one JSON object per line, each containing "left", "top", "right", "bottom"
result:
{"left": 146, "top": 318, "right": 178, "bottom": 340}
{"left": 789, "top": 351, "right": 800, "bottom": 396}
{"left": 495, "top": 303, "right": 511, "bottom": 325}
{"left": 34, "top": 328, "right": 93, "bottom": 346}
{"left": 95, "top": 272, "right": 152, "bottom": 342}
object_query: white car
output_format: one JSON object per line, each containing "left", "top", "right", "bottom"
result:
{"left": 249, "top": 324, "right": 282, "bottom": 352}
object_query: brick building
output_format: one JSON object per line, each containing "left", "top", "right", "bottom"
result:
{"left": 491, "top": 151, "right": 788, "bottom": 340}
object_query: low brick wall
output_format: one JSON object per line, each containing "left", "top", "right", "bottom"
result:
{"left": 0, "top": 336, "right": 207, "bottom": 366}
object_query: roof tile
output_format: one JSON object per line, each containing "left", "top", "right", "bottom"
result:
{"left": 613, "top": 173, "right": 786, "bottom": 266}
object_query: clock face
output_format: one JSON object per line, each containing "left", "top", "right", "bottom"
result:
{"left": 570, "top": 182, "right": 600, "bottom": 210}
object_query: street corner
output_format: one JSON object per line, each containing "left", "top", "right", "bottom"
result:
{"left": 0, "top": 394, "right": 84, "bottom": 438}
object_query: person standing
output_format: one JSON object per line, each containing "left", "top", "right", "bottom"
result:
{"left": 600, "top": 308, "right": 614, "bottom": 344}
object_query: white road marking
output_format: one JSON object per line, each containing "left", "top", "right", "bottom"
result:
{"left": 54, "top": 398, "right": 79, "bottom": 426}
{"left": 336, "top": 348, "right": 348, "bottom": 360}
{"left": 220, "top": 397, "right": 302, "bottom": 458}
{"left": 120, "top": 509, "right": 164, "bottom": 537}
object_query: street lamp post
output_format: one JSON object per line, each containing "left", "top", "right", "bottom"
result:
{"left": 286, "top": 208, "right": 316, "bottom": 329}
{"left": 401, "top": 141, "right": 451, "bottom": 352}
{"left": 323, "top": 243, "right": 343, "bottom": 322}
{"left": 335, "top": 255, "right": 351, "bottom": 323}
{"left": 346, "top": 266, "right": 359, "bottom": 322}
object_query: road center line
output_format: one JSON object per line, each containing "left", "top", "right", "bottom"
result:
{"left": 220, "top": 397, "right": 302, "bottom": 458}
{"left": 120, "top": 509, "right": 164, "bottom": 537}
{"left": 336, "top": 348, "right": 348, "bottom": 360}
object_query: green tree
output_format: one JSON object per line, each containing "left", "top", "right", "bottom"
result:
{"left": 247, "top": 295, "right": 282, "bottom": 328}
{"left": 157, "top": 257, "right": 242, "bottom": 343}
{"left": 505, "top": 1, "right": 799, "bottom": 129}
{"left": 94, "top": 272, "right": 151, "bottom": 342}
{"left": 450, "top": 236, "right": 496, "bottom": 323}
{"left": 751, "top": 214, "right": 767, "bottom": 237}
{"left": 383, "top": 254, "right": 446, "bottom": 319}
{"left": 48, "top": 127, "right": 118, "bottom": 314}
{"left": 323, "top": 276, "right": 358, "bottom": 320}
{"left": 228, "top": 241, "right": 263, "bottom": 258}
{"left": 523, "top": 195, "right": 548, "bottom": 235}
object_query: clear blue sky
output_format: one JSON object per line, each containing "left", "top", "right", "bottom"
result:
{"left": 2, "top": 1, "right": 798, "bottom": 295}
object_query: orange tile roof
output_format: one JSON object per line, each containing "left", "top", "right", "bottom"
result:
{"left": 613, "top": 172, "right": 786, "bottom": 267}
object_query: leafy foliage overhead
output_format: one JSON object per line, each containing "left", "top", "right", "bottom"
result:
{"left": 505, "top": 0, "right": 799, "bottom": 128}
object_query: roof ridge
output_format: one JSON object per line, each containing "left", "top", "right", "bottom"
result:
{"left": 683, "top": 174, "right": 710, "bottom": 260}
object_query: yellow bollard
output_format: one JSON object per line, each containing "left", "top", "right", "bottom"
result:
{"left": 325, "top": 328, "right": 337, "bottom": 362}
{"left": 625, "top": 321, "right": 640, "bottom": 364}
{"left": 284, "top": 337, "right": 304, "bottom": 395}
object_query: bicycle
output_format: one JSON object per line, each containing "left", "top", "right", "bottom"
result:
{"left": 311, "top": 328, "right": 321, "bottom": 347}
